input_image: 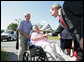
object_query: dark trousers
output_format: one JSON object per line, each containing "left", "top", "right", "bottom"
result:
{"left": 60, "top": 39, "right": 72, "bottom": 50}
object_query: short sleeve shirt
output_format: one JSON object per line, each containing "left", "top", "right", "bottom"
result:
{"left": 17, "top": 20, "right": 32, "bottom": 35}
{"left": 61, "top": 29, "right": 72, "bottom": 39}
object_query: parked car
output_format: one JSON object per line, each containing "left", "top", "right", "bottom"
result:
{"left": 1, "top": 30, "right": 16, "bottom": 41}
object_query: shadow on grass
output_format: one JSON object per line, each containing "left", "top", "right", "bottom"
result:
{"left": 1, "top": 51, "right": 18, "bottom": 61}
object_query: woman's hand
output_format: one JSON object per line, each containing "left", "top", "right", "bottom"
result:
{"left": 43, "top": 34, "right": 49, "bottom": 37}
{"left": 80, "top": 38, "right": 83, "bottom": 50}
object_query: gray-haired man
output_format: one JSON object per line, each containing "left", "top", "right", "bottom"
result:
{"left": 17, "top": 12, "right": 32, "bottom": 61}
{"left": 50, "top": 2, "right": 83, "bottom": 61}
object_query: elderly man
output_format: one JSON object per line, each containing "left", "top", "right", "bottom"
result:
{"left": 17, "top": 12, "right": 32, "bottom": 61}
{"left": 50, "top": 2, "right": 83, "bottom": 61}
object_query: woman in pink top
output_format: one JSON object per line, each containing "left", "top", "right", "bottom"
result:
{"left": 30, "top": 25, "right": 76, "bottom": 61}
{"left": 31, "top": 25, "right": 48, "bottom": 44}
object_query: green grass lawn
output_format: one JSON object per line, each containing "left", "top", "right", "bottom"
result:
{"left": 1, "top": 48, "right": 10, "bottom": 61}
{"left": 48, "top": 36, "right": 59, "bottom": 40}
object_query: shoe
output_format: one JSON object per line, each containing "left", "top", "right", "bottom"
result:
{"left": 69, "top": 56, "right": 76, "bottom": 61}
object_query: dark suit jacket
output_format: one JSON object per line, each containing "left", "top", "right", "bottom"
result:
{"left": 52, "top": 22, "right": 64, "bottom": 36}
{"left": 57, "top": 1, "right": 83, "bottom": 61}
{"left": 63, "top": 1, "right": 83, "bottom": 52}
{"left": 63, "top": 1, "right": 83, "bottom": 39}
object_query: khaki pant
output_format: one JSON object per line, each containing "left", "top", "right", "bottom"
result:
{"left": 18, "top": 33, "right": 28, "bottom": 61}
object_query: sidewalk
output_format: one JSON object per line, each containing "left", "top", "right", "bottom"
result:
{"left": 8, "top": 52, "right": 18, "bottom": 61}
{"left": 1, "top": 47, "right": 18, "bottom": 61}
{"left": 1, "top": 48, "right": 11, "bottom": 61}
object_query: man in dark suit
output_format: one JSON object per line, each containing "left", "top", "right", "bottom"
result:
{"left": 50, "top": 1, "right": 83, "bottom": 61}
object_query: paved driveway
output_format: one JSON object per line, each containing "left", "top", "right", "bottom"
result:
{"left": 1, "top": 40, "right": 18, "bottom": 61}
{"left": 1, "top": 40, "right": 61, "bottom": 61}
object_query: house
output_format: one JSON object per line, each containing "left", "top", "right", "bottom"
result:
{"left": 36, "top": 23, "right": 54, "bottom": 34}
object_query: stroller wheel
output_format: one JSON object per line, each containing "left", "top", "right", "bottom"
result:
{"left": 23, "top": 51, "right": 30, "bottom": 61}
{"left": 36, "top": 56, "right": 48, "bottom": 61}
{"left": 37, "top": 57, "right": 42, "bottom": 61}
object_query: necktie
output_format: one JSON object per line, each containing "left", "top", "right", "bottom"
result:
{"left": 59, "top": 15, "right": 66, "bottom": 28}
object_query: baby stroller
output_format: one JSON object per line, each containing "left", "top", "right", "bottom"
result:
{"left": 23, "top": 39, "right": 49, "bottom": 61}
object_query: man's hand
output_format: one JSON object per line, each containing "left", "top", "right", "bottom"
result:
{"left": 58, "top": 34, "right": 61, "bottom": 40}
{"left": 72, "top": 41, "right": 74, "bottom": 48}
{"left": 58, "top": 36, "right": 62, "bottom": 40}
{"left": 80, "top": 38, "right": 83, "bottom": 50}
{"left": 26, "top": 35, "right": 30, "bottom": 39}
{"left": 18, "top": 29, "right": 30, "bottom": 39}
{"left": 43, "top": 34, "right": 49, "bottom": 37}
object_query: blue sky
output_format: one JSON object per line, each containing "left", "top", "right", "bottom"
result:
{"left": 1, "top": 1, "right": 64, "bottom": 30}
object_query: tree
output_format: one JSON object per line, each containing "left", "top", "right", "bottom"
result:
{"left": 7, "top": 23, "right": 18, "bottom": 31}
{"left": 14, "top": 18, "right": 21, "bottom": 24}
{"left": 1, "top": 29, "right": 4, "bottom": 33}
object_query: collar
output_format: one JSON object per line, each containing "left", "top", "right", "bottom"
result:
{"left": 58, "top": 8, "right": 62, "bottom": 16}
{"left": 24, "top": 19, "right": 30, "bottom": 23}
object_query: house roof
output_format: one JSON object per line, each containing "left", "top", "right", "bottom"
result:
{"left": 39, "top": 23, "right": 54, "bottom": 32}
